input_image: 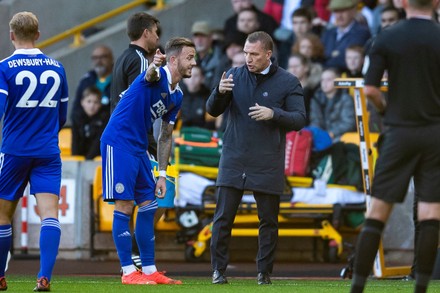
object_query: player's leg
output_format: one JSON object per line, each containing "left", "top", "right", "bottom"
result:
{"left": 134, "top": 156, "right": 181, "bottom": 284}
{"left": 351, "top": 128, "right": 417, "bottom": 293}
{"left": 412, "top": 129, "right": 440, "bottom": 293}
{"left": 350, "top": 198, "right": 393, "bottom": 293}
{"left": 0, "top": 153, "right": 32, "bottom": 291}
{"left": 413, "top": 203, "right": 440, "bottom": 293}
{"left": 113, "top": 200, "right": 136, "bottom": 274}
{"left": 135, "top": 201, "right": 157, "bottom": 275}
{"left": 102, "top": 144, "right": 154, "bottom": 285}
{"left": 31, "top": 155, "right": 63, "bottom": 291}
{"left": 34, "top": 192, "right": 60, "bottom": 291}
{"left": 0, "top": 199, "right": 19, "bottom": 291}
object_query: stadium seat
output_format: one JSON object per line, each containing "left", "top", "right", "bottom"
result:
{"left": 340, "top": 132, "right": 379, "bottom": 147}
{"left": 59, "top": 127, "right": 72, "bottom": 156}
{"left": 92, "top": 165, "right": 114, "bottom": 232}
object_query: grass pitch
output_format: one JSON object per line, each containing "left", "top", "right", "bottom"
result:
{"left": 4, "top": 276, "right": 440, "bottom": 292}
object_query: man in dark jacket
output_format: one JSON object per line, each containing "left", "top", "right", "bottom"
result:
{"left": 206, "top": 31, "right": 306, "bottom": 285}
{"left": 321, "top": 0, "right": 371, "bottom": 71}
{"left": 72, "top": 45, "right": 113, "bottom": 120}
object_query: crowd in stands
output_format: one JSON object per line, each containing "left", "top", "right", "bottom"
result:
{"left": 68, "top": 0, "right": 408, "bottom": 160}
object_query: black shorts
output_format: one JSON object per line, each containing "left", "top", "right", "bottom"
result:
{"left": 372, "top": 124, "right": 440, "bottom": 203}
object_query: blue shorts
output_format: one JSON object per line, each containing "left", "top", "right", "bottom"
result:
{"left": 0, "top": 153, "right": 62, "bottom": 201}
{"left": 101, "top": 144, "right": 156, "bottom": 204}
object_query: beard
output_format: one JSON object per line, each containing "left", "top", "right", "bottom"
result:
{"left": 178, "top": 62, "right": 192, "bottom": 79}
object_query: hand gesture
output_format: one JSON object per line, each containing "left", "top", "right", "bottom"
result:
{"left": 218, "top": 71, "right": 234, "bottom": 94}
{"left": 152, "top": 48, "right": 166, "bottom": 68}
{"left": 249, "top": 103, "right": 274, "bottom": 121}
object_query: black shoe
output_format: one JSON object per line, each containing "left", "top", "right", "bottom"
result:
{"left": 257, "top": 272, "right": 272, "bottom": 285}
{"left": 212, "top": 270, "right": 228, "bottom": 284}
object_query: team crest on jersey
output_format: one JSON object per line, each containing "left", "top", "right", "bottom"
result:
{"left": 115, "top": 183, "right": 125, "bottom": 194}
{"left": 161, "top": 93, "right": 167, "bottom": 99}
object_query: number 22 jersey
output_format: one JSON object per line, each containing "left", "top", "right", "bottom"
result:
{"left": 0, "top": 48, "right": 69, "bottom": 156}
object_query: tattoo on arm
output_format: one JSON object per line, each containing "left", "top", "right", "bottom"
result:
{"left": 158, "top": 120, "right": 174, "bottom": 171}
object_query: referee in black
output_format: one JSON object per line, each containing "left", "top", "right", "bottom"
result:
{"left": 350, "top": 0, "right": 440, "bottom": 292}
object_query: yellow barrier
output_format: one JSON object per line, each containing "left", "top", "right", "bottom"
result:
{"left": 36, "top": 0, "right": 165, "bottom": 49}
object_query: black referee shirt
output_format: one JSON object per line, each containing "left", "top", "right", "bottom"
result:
{"left": 110, "top": 44, "right": 149, "bottom": 112}
{"left": 365, "top": 18, "right": 440, "bottom": 126}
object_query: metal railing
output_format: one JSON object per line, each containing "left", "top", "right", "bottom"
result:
{"left": 36, "top": 0, "right": 164, "bottom": 50}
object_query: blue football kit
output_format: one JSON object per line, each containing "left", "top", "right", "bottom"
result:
{"left": 101, "top": 66, "right": 182, "bottom": 203}
{"left": 0, "top": 48, "right": 69, "bottom": 200}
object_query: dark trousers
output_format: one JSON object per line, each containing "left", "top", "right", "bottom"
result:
{"left": 210, "top": 186, "right": 280, "bottom": 274}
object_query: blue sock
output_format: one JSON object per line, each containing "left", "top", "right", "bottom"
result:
{"left": 112, "top": 211, "right": 132, "bottom": 267}
{"left": 135, "top": 200, "right": 157, "bottom": 266}
{"left": 38, "top": 218, "right": 61, "bottom": 280}
{"left": 0, "top": 225, "right": 12, "bottom": 277}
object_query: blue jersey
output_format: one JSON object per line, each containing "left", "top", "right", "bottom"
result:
{"left": 0, "top": 48, "right": 69, "bottom": 156}
{"left": 101, "top": 66, "right": 182, "bottom": 155}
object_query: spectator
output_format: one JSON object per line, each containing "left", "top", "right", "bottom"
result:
{"left": 71, "top": 86, "right": 109, "bottom": 160}
{"left": 72, "top": 45, "right": 113, "bottom": 119}
{"left": 237, "top": 8, "right": 261, "bottom": 35}
{"left": 343, "top": 45, "right": 365, "bottom": 78}
{"left": 342, "top": 46, "right": 377, "bottom": 130}
{"left": 263, "top": 0, "right": 303, "bottom": 26}
{"left": 231, "top": 50, "right": 246, "bottom": 67}
{"left": 309, "top": 67, "right": 356, "bottom": 142}
{"left": 191, "top": 20, "right": 223, "bottom": 90}
{"left": 292, "top": 33, "right": 324, "bottom": 89}
{"left": 360, "top": 0, "right": 379, "bottom": 33}
{"left": 224, "top": 0, "right": 278, "bottom": 40}
{"left": 314, "top": 0, "right": 332, "bottom": 25}
{"left": 321, "top": 0, "right": 371, "bottom": 71}
{"left": 181, "top": 66, "right": 215, "bottom": 130}
{"left": 363, "top": 5, "right": 400, "bottom": 74}
{"left": 293, "top": 32, "right": 325, "bottom": 63}
{"left": 287, "top": 53, "right": 317, "bottom": 124}
{"left": 214, "top": 33, "right": 246, "bottom": 92}
{"left": 369, "top": 0, "right": 393, "bottom": 35}
{"left": 277, "top": 7, "right": 315, "bottom": 69}
{"left": 379, "top": 4, "right": 401, "bottom": 27}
